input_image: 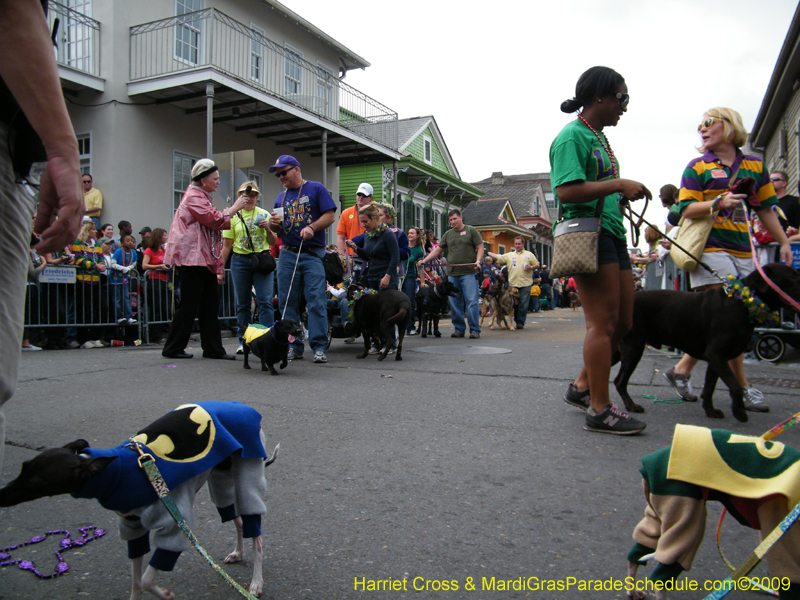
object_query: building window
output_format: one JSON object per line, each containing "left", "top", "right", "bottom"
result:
{"left": 77, "top": 133, "right": 91, "bottom": 174}
{"left": 414, "top": 204, "right": 422, "bottom": 228}
{"left": 60, "top": 0, "right": 93, "bottom": 73}
{"left": 284, "top": 44, "right": 303, "bottom": 96}
{"left": 433, "top": 210, "right": 440, "bottom": 237}
{"left": 174, "top": 151, "right": 200, "bottom": 212}
{"left": 423, "top": 135, "right": 432, "bottom": 165}
{"left": 175, "top": 0, "right": 203, "bottom": 65}
{"left": 545, "top": 192, "right": 556, "bottom": 210}
{"left": 316, "top": 62, "right": 334, "bottom": 118}
{"left": 249, "top": 169, "right": 263, "bottom": 206}
{"left": 250, "top": 24, "right": 265, "bottom": 83}
{"left": 498, "top": 244, "right": 506, "bottom": 254}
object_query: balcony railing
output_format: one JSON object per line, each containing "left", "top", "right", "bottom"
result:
{"left": 49, "top": 1, "right": 101, "bottom": 78}
{"left": 130, "top": 9, "right": 398, "bottom": 150}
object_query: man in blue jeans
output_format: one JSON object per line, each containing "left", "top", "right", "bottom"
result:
{"left": 418, "top": 209, "right": 483, "bottom": 339}
{"left": 268, "top": 155, "right": 336, "bottom": 363}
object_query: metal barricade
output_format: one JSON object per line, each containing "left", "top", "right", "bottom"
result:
{"left": 25, "top": 266, "right": 245, "bottom": 346}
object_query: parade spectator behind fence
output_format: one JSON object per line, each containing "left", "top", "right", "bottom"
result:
{"left": 419, "top": 209, "right": 483, "bottom": 339}
{"left": 136, "top": 227, "right": 151, "bottom": 275}
{"left": 82, "top": 173, "right": 103, "bottom": 229}
{"left": 23, "top": 248, "right": 47, "bottom": 351}
{"left": 425, "top": 231, "right": 437, "bottom": 253}
{"left": 111, "top": 220, "right": 131, "bottom": 252}
{"left": 71, "top": 221, "right": 106, "bottom": 348}
{"left": 162, "top": 159, "right": 248, "bottom": 360}
{"left": 551, "top": 66, "right": 651, "bottom": 435}
{"left": 487, "top": 237, "right": 539, "bottom": 328}
{"left": 143, "top": 228, "right": 172, "bottom": 344}
{"left": 665, "top": 107, "right": 792, "bottom": 414}
{"left": 43, "top": 245, "right": 76, "bottom": 349}
{"left": 404, "top": 227, "right": 425, "bottom": 335}
{"left": 346, "top": 202, "right": 400, "bottom": 291}
{"left": 220, "top": 181, "right": 277, "bottom": 355}
{"left": 111, "top": 234, "right": 137, "bottom": 324}
{"left": 95, "top": 237, "right": 116, "bottom": 345}
{"left": 268, "top": 154, "right": 336, "bottom": 364}
{"left": 772, "top": 170, "right": 800, "bottom": 232}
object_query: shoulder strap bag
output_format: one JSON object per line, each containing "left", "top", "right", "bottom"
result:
{"left": 550, "top": 198, "right": 604, "bottom": 279}
{"left": 239, "top": 213, "right": 276, "bottom": 275}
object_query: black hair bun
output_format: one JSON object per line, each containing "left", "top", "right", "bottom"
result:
{"left": 561, "top": 98, "right": 582, "bottom": 113}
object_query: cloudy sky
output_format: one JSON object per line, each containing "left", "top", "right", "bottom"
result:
{"left": 282, "top": 0, "right": 797, "bottom": 249}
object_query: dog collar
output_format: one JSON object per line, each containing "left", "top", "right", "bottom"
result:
{"left": 269, "top": 327, "right": 289, "bottom": 346}
{"left": 724, "top": 275, "right": 780, "bottom": 326}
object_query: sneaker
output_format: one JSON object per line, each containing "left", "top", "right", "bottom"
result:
{"left": 451, "top": 331, "right": 465, "bottom": 338}
{"left": 117, "top": 318, "right": 127, "bottom": 324}
{"left": 584, "top": 404, "right": 646, "bottom": 435}
{"left": 236, "top": 345, "right": 244, "bottom": 355}
{"left": 564, "top": 383, "right": 591, "bottom": 411}
{"left": 407, "top": 329, "right": 419, "bottom": 336}
{"left": 286, "top": 349, "right": 303, "bottom": 361}
{"left": 127, "top": 318, "right": 137, "bottom": 325}
{"left": 469, "top": 332, "right": 480, "bottom": 339}
{"left": 80, "top": 341, "right": 95, "bottom": 349}
{"left": 744, "top": 386, "right": 769, "bottom": 412}
{"left": 369, "top": 346, "right": 381, "bottom": 355}
{"left": 344, "top": 336, "right": 357, "bottom": 344}
{"left": 313, "top": 350, "right": 327, "bottom": 363}
{"left": 21, "top": 345, "right": 42, "bottom": 352}
{"left": 95, "top": 340, "right": 109, "bottom": 347}
{"left": 663, "top": 367, "right": 699, "bottom": 402}
{"left": 67, "top": 340, "right": 80, "bottom": 349}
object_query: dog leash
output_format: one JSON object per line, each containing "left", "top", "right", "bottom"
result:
{"left": 711, "top": 411, "right": 800, "bottom": 599}
{"left": 281, "top": 239, "right": 304, "bottom": 321}
{"left": 128, "top": 440, "right": 260, "bottom": 600}
{"left": 743, "top": 205, "right": 800, "bottom": 312}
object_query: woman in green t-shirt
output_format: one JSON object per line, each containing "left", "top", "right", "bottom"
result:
{"left": 549, "top": 66, "right": 651, "bottom": 435}
{"left": 221, "top": 181, "right": 277, "bottom": 354}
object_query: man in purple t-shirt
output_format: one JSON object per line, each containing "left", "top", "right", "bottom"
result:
{"left": 269, "top": 155, "right": 336, "bottom": 363}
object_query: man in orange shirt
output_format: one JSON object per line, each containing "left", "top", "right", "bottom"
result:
{"left": 336, "top": 181, "right": 373, "bottom": 264}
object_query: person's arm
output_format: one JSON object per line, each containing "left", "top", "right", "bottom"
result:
{"left": 184, "top": 191, "right": 247, "bottom": 231}
{"left": 419, "top": 245, "right": 444, "bottom": 265}
{"left": 221, "top": 237, "right": 234, "bottom": 268}
{"left": 758, "top": 207, "right": 792, "bottom": 265}
{"left": 300, "top": 209, "right": 336, "bottom": 242}
{"left": 475, "top": 241, "right": 484, "bottom": 271}
{"left": 556, "top": 178, "right": 651, "bottom": 205}
{"left": 337, "top": 233, "right": 348, "bottom": 256}
{"left": 0, "top": 1, "right": 84, "bottom": 254}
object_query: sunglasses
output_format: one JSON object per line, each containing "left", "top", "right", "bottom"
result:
{"left": 697, "top": 117, "right": 728, "bottom": 131}
{"left": 240, "top": 191, "right": 260, "bottom": 198}
{"left": 770, "top": 177, "right": 785, "bottom": 183}
{"left": 356, "top": 193, "right": 371, "bottom": 198}
{"left": 274, "top": 166, "right": 295, "bottom": 178}
{"left": 82, "top": 180, "right": 92, "bottom": 184}
{"left": 615, "top": 92, "right": 629, "bottom": 109}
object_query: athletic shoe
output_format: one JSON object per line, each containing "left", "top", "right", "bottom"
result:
{"left": 97, "top": 340, "right": 110, "bottom": 347}
{"left": 127, "top": 318, "right": 137, "bottom": 324}
{"left": 368, "top": 346, "right": 381, "bottom": 355}
{"left": 67, "top": 340, "right": 80, "bottom": 349}
{"left": 407, "top": 329, "right": 419, "bottom": 336}
{"left": 236, "top": 345, "right": 244, "bottom": 355}
{"left": 313, "top": 351, "right": 327, "bottom": 363}
{"left": 80, "top": 341, "right": 95, "bottom": 349}
{"left": 744, "top": 386, "right": 769, "bottom": 412}
{"left": 663, "top": 367, "right": 699, "bottom": 402}
{"left": 286, "top": 349, "right": 303, "bottom": 360}
{"left": 564, "top": 383, "right": 591, "bottom": 411}
{"left": 451, "top": 331, "right": 465, "bottom": 338}
{"left": 584, "top": 404, "right": 646, "bottom": 435}
{"left": 117, "top": 318, "right": 127, "bottom": 324}
{"left": 469, "top": 332, "right": 480, "bottom": 339}
{"left": 344, "top": 336, "right": 357, "bottom": 344}
{"left": 21, "top": 345, "right": 42, "bottom": 352}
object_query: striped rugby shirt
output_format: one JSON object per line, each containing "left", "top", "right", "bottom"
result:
{"left": 678, "top": 150, "right": 777, "bottom": 258}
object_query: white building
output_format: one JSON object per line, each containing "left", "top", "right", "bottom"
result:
{"left": 51, "top": 0, "right": 401, "bottom": 234}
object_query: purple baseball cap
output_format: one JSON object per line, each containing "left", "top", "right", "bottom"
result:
{"left": 268, "top": 155, "right": 300, "bottom": 173}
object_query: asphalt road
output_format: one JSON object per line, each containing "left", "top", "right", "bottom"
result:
{"left": 3, "top": 308, "right": 800, "bottom": 599}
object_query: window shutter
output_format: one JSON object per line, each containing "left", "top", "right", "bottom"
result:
{"left": 403, "top": 198, "right": 414, "bottom": 230}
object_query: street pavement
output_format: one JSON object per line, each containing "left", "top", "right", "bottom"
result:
{"left": 3, "top": 308, "right": 800, "bottom": 599}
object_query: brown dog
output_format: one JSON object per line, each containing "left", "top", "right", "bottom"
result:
{"left": 488, "top": 282, "right": 516, "bottom": 330}
{"left": 569, "top": 290, "right": 579, "bottom": 310}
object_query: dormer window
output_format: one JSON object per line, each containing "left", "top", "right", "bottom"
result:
{"left": 423, "top": 135, "right": 432, "bottom": 165}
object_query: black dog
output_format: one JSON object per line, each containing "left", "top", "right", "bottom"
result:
{"left": 613, "top": 264, "right": 800, "bottom": 422}
{"left": 350, "top": 287, "right": 410, "bottom": 361}
{"left": 243, "top": 319, "right": 303, "bottom": 375}
{"left": 415, "top": 280, "right": 457, "bottom": 338}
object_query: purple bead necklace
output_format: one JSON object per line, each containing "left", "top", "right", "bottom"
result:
{"left": 0, "top": 526, "right": 106, "bottom": 578}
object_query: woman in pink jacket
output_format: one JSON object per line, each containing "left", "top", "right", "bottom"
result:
{"left": 161, "top": 159, "right": 248, "bottom": 360}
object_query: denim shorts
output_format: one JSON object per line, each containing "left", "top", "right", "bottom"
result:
{"left": 598, "top": 229, "right": 632, "bottom": 270}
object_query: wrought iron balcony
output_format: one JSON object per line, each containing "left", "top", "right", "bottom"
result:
{"left": 48, "top": 1, "right": 101, "bottom": 79}
{"left": 130, "top": 8, "right": 397, "bottom": 150}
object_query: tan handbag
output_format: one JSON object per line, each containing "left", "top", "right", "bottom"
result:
{"left": 669, "top": 215, "right": 714, "bottom": 272}
{"left": 669, "top": 163, "right": 743, "bottom": 272}
{"left": 550, "top": 198, "right": 603, "bottom": 279}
